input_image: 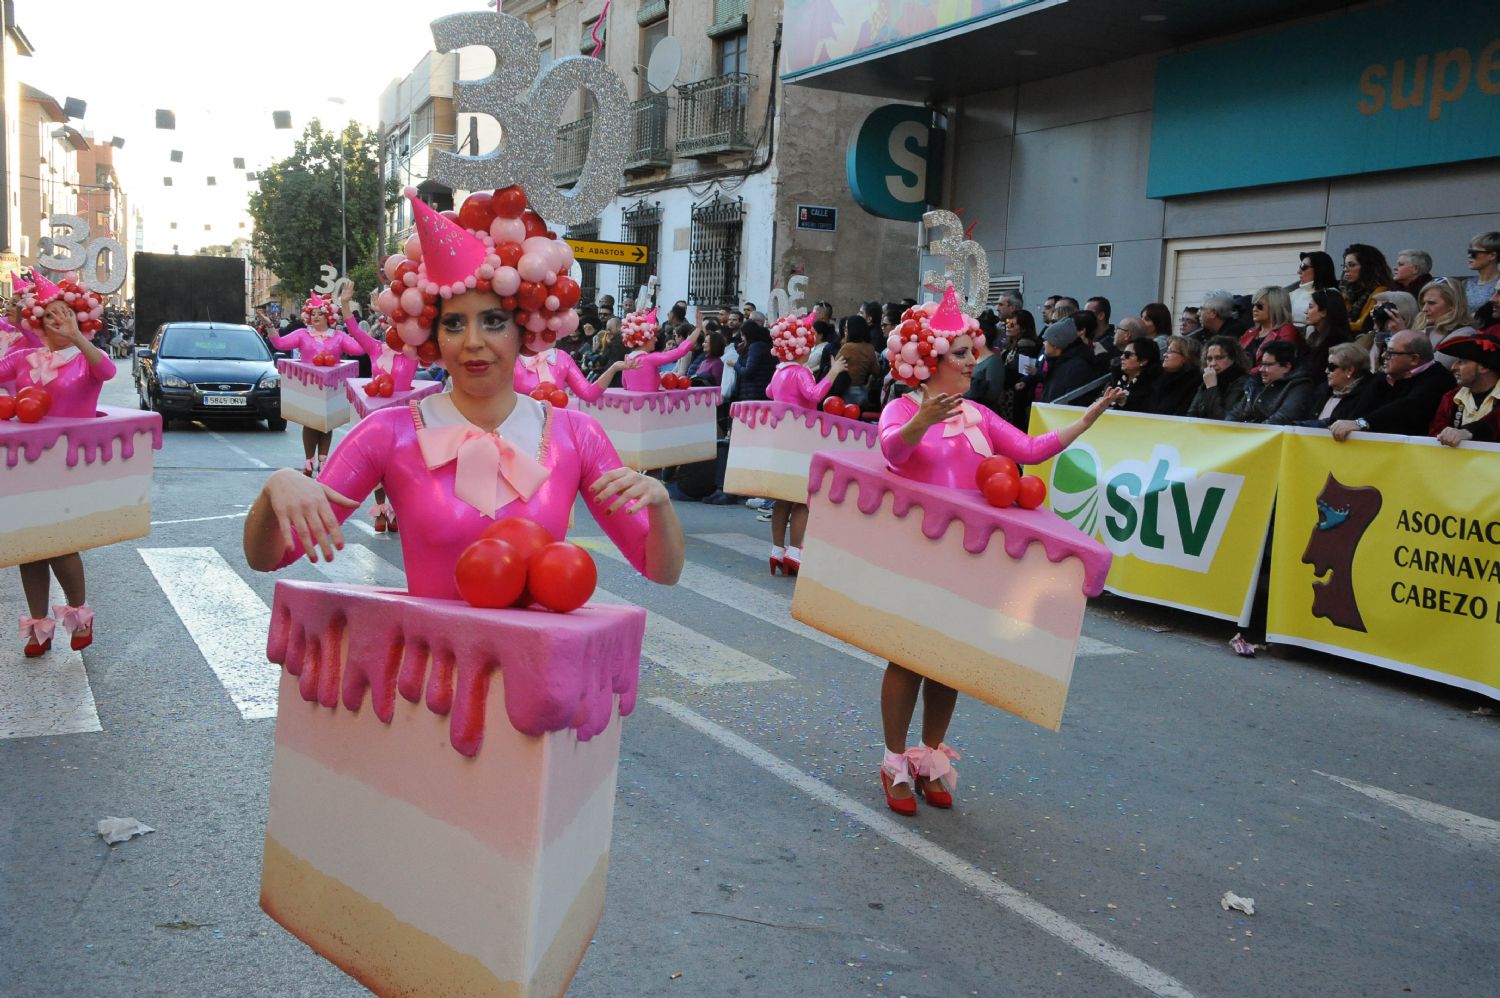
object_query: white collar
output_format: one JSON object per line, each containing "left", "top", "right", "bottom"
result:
{"left": 418, "top": 391, "right": 546, "bottom": 457}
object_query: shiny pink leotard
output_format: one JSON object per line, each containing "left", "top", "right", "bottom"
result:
{"left": 269, "top": 325, "right": 364, "bottom": 362}
{"left": 277, "top": 402, "right": 650, "bottom": 598}
{"left": 0, "top": 347, "right": 116, "bottom": 417}
{"left": 346, "top": 320, "right": 418, "bottom": 393}
{"left": 621, "top": 339, "right": 695, "bottom": 391}
{"left": 1, "top": 322, "right": 43, "bottom": 392}
{"left": 513, "top": 348, "right": 605, "bottom": 402}
{"left": 767, "top": 362, "right": 834, "bottom": 409}
{"left": 878, "top": 394, "right": 1064, "bottom": 488}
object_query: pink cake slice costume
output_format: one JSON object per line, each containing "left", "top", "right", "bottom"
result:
{"left": 513, "top": 348, "right": 604, "bottom": 402}
{"left": 0, "top": 348, "right": 162, "bottom": 567}
{"left": 791, "top": 339, "right": 1113, "bottom": 729}
{"left": 576, "top": 385, "right": 721, "bottom": 471}
{"left": 343, "top": 319, "right": 442, "bottom": 418}
{"left": 619, "top": 337, "right": 694, "bottom": 392}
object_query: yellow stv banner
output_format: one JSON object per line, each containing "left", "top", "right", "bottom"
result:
{"left": 1267, "top": 429, "right": 1500, "bottom": 699}
{"left": 1027, "top": 406, "right": 1283, "bottom": 623}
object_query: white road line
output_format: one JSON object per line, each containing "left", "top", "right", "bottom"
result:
{"left": 205, "top": 429, "right": 271, "bottom": 469}
{"left": 593, "top": 588, "right": 789, "bottom": 686}
{"left": 151, "top": 511, "right": 250, "bottom": 526}
{"left": 690, "top": 528, "right": 1134, "bottom": 660}
{"left": 577, "top": 537, "right": 888, "bottom": 669}
{"left": 310, "top": 543, "right": 405, "bottom": 588}
{"left": 0, "top": 578, "right": 100, "bottom": 739}
{"left": 139, "top": 547, "right": 278, "bottom": 720}
{"left": 1316, "top": 771, "right": 1500, "bottom": 849}
{"left": 651, "top": 697, "right": 1197, "bottom": 998}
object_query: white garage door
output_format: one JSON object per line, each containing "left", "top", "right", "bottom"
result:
{"left": 1163, "top": 229, "right": 1325, "bottom": 316}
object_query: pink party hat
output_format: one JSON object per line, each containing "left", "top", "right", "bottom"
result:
{"left": 29, "top": 272, "right": 63, "bottom": 306}
{"left": 13, "top": 272, "right": 33, "bottom": 295}
{"left": 931, "top": 282, "right": 966, "bottom": 333}
{"left": 407, "top": 188, "right": 488, "bottom": 296}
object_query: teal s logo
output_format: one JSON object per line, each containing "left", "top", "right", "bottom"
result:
{"left": 845, "top": 105, "right": 942, "bottom": 222}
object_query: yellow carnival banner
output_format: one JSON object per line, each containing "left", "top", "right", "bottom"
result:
{"left": 1027, "top": 406, "right": 1283, "bottom": 623}
{"left": 1267, "top": 429, "right": 1500, "bottom": 699}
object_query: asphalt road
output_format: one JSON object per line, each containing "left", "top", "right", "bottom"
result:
{"left": 2, "top": 376, "right": 1497, "bottom": 997}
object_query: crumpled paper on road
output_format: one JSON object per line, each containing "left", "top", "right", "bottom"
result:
{"left": 97, "top": 817, "right": 155, "bottom": 845}
{"left": 1220, "top": 891, "right": 1256, "bottom": 915}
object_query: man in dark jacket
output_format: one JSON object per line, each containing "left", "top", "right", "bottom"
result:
{"left": 1330, "top": 329, "right": 1456, "bottom": 440}
{"left": 1040, "top": 318, "right": 1097, "bottom": 403}
{"left": 1226, "top": 340, "right": 1315, "bottom": 424}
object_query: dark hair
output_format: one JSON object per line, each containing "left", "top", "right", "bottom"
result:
{"left": 844, "top": 314, "right": 870, "bottom": 345}
{"left": 1013, "top": 310, "right": 1037, "bottom": 339}
{"left": 669, "top": 303, "right": 687, "bottom": 323}
{"left": 1207, "top": 335, "right": 1251, "bottom": 374}
{"left": 882, "top": 304, "right": 903, "bottom": 327}
{"left": 1341, "top": 243, "right": 1394, "bottom": 289}
{"left": 1140, "top": 302, "right": 1172, "bottom": 337}
{"left": 706, "top": 331, "right": 727, "bottom": 358}
{"left": 1299, "top": 251, "right": 1339, "bottom": 289}
{"left": 1309, "top": 289, "right": 1353, "bottom": 341}
{"left": 1073, "top": 309, "right": 1099, "bottom": 340}
{"left": 741, "top": 318, "right": 771, "bottom": 344}
{"left": 674, "top": 321, "right": 694, "bottom": 340}
{"left": 1086, "top": 296, "right": 1112, "bottom": 322}
{"left": 1128, "top": 336, "right": 1160, "bottom": 367}
{"left": 812, "top": 319, "right": 836, "bottom": 342}
{"left": 1260, "top": 339, "right": 1298, "bottom": 367}
{"left": 977, "top": 312, "right": 1001, "bottom": 350}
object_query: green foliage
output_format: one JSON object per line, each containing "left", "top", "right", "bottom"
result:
{"left": 246, "top": 120, "right": 394, "bottom": 305}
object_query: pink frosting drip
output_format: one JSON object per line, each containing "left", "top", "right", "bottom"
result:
{"left": 730, "top": 400, "right": 877, "bottom": 446}
{"left": 277, "top": 358, "right": 360, "bottom": 390}
{"left": 265, "top": 580, "right": 647, "bottom": 756}
{"left": 809, "top": 450, "right": 1113, "bottom": 597}
{"left": 1, "top": 405, "right": 164, "bottom": 469}
{"left": 345, "top": 379, "right": 443, "bottom": 420}
{"left": 582, "top": 386, "right": 721, "bottom": 416}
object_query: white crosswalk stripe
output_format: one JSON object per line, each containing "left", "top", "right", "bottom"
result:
{"left": 310, "top": 542, "right": 405, "bottom": 588}
{"left": 139, "top": 547, "right": 278, "bottom": 720}
{"left": 0, "top": 574, "right": 100, "bottom": 740}
{"left": 691, "top": 531, "right": 1135, "bottom": 658}
{"left": 593, "top": 587, "right": 790, "bottom": 686}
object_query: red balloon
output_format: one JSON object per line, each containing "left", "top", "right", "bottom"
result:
{"left": 395, "top": 260, "right": 419, "bottom": 281}
{"left": 528, "top": 543, "right": 597, "bottom": 613}
{"left": 454, "top": 538, "right": 528, "bottom": 609}
{"left": 17, "top": 386, "right": 50, "bottom": 416}
{"left": 492, "top": 185, "right": 528, "bottom": 219}
{"left": 419, "top": 305, "right": 437, "bottom": 323}
{"left": 385, "top": 329, "right": 405, "bottom": 353}
{"left": 547, "top": 389, "right": 568, "bottom": 408}
{"left": 521, "top": 211, "right": 547, "bottom": 239}
{"left": 516, "top": 281, "right": 546, "bottom": 311}
{"left": 822, "top": 396, "right": 844, "bottom": 415}
{"left": 440, "top": 209, "right": 461, "bottom": 222}
{"left": 497, "top": 243, "right": 523, "bottom": 268}
{"left": 843, "top": 402, "right": 862, "bottom": 420}
{"left": 0, "top": 395, "right": 13, "bottom": 420}
{"left": 15, "top": 397, "right": 44, "bottom": 423}
{"left": 1017, "top": 475, "right": 1048, "bottom": 510}
{"left": 529, "top": 387, "right": 550, "bottom": 401}
{"left": 457, "top": 192, "right": 495, "bottom": 232}
{"left": 363, "top": 380, "right": 380, "bottom": 397}
{"left": 500, "top": 295, "right": 519, "bottom": 312}
{"left": 981, "top": 472, "right": 1021, "bottom": 509}
{"left": 550, "top": 276, "right": 581, "bottom": 309}
{"left": 480, "top": 518, "right": 556, "bottom": 607}
{"left": 376, "top": 377, "right": 395, "bottom": 398}
{"left": 536, "top": 381, "right": 557, "bottom": 394}
{"left": 974, "top": 456, "right": 1020, "bottom": 489}
{"left": 513, "top": 308, "right": 533, "bottom": 328}
{"left": 391, "top": 308, "right": 409, "bottom": 324}
{"left": 417, "top": 341, "right": 440, "bottom": 365}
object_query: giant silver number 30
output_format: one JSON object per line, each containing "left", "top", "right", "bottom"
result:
{"left": 921, "top": 210, "right": 990, "bottom": 318}
{"left": 39, "top": 215, "right": 127, "bottom": 295}
{"left": 429, "top": 11, "right": 630, "bottom": 227}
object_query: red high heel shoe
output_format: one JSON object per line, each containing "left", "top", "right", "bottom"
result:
{"left": 371, "top": 501, "right": 391, "bottom": 533}
{"left": 53, "top": 604, "right": 94, "bottom": 653}
{"left": 907, "top": 744, "right": 959, "bottom": 810}
{"left": 769, "top": 548, "right": 786, "bottom": 576}
{"left": 781, "top": 554, "right": 800, "bottom": 576}
{"left": 20, "top": 615, "right": 56, "bottom": 658}
{"left": 769, "top": 557, "right": 782, "bottom": 576}
{"left": 880, "top": 752, "right": 917, "bottom": 817}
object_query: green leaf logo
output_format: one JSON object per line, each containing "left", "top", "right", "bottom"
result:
{"left": 1050, "top": 445, "right": 1102, "bottom": 537}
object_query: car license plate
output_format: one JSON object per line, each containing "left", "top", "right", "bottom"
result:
{"left": 204, "top": 394, "right": 247, "bottom": 406}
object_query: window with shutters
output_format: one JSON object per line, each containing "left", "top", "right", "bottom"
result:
{"left": 618, "top": 201, "right": 661, "bottom": 306}
{"left": 688, "top": 195, "right": 744, "bottom": 309}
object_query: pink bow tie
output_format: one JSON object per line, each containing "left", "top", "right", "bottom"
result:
{"left": 374, "top": 344, "right": 396, "bottom": 374}
{"left": 27, "top": 349, "right": 72, "bottom": 386}
{"left": 416, "top": 423, "right": 551, "bottom": 518}
{"left": 520, "top": 350, "right": 555, "bottom": 375}
{"left": 940, "top": 400, "right": 992, "bottom": 457}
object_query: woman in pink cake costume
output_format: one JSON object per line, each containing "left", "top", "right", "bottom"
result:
{"left": 618, "top": 307, "right": 702, "bottom": 390}
{"left": 2, "top": 274, "right": 43, "bottom": 391}
{"left": 269, "top": 292, "right": 365, "bottom": 474}
{"left": 765, "top": 312, "right": 846, "bottom": 575}
{"left": 0, "top": 273, "right": 111, "bottom": 656}
{"left": 243, "top": 188, "right": 686, "bottom": 592}
{"left": 873, "top": 287, "right": 1120, "bottom": 816}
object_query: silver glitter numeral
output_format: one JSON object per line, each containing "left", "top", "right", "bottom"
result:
{"left": 920, "top": 210, "right": 990, "bottom": 318}
{"left": 40, "top": 214, "right": 127, "bottom": 295}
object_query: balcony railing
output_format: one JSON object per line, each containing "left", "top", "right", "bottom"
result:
{"left": 626, "top": 95, "right": 671, "bottom": 174}
{"left": 552, "top": 116, "right": 593, "bottom": 187}
{"left": 405, "top": 132, "right": 457, "bottom": 188}
{"left": 675, "top": 74, "right": 754, "bottom": 158}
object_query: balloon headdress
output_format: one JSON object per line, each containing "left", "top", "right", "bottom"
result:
{"left": 884, "top": 282, "right": 979, "bottom": 387}
{"left": 300, "top": 291, "right": 339, "bottom": 327}
{"left": 620, "top": 308, "right": 658, "bottom": 350}
{"left": 21, "top": 271, "right": 104, "bottom": 338}
{"left": 375, "top": 187, "right": 582, "bottom": 351}
{"left": 770, "top": 312, "right": 817, "bottom": 363}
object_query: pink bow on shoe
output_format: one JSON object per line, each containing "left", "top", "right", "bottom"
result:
{"left": 52, "top": 604, "right": 95, "bottom": 634}
{"left": 369, "top": 501, "right": 394, "bottom": 520}
{"left": 18, "top": 615, "right": 57, "bottom": 643}
{"left": 940, "top": 401, "right": 992, "bottom": 457}
{"left": 881, "top": 749, "right": 914, "bottom": 788}
{"left": 906, "top": 743, "right": 960, "bottom": 791}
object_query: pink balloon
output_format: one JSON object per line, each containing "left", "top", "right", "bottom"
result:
{"left": 932, "top": 337, "right": 950, "bottom": 355}
{"left": 525, "top": 312, "right": 547, "bottom": 333}
{"left": 557, "top": 310, "right": 580, "bottom": 334}
{"left": 399, "top": 318, "right": 429, "bottom": 345}
{"left": 544, "top": 295, "right": 561, "bottom": 311}
{"left": 490, "top": 217, "right": 526, "bottom": 245}
{"left": 546, "top": 316, "right": 562, "bottom": 331}
{"left": 897, "top": 362, "right": 914, "bottom": 378}
{"left": 404, "top": 234, "right": 422, "bottom": 260}
{"left": 521, "top": 236, "right": 554, "bottom": 258}
{"left": 383, "top": 256, "right": 403, "bottom": 281}
{"left": 377, "top": 289, "right": 398, "bottom": 314}
{"left": 517, "top": 252, "right": 549, "bottom": 283}
{"left": 554, "top": 240, "right": 575, "bottom": 268}
{"left": 491, "top": 266, "right": 521, "bottom": 296}
{"left": 398, "top": 288, "right": 423, "bottom": 315}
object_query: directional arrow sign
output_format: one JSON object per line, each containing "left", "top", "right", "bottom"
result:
{"left": 565, "top": 238, "right": 649, "bottom": 264}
